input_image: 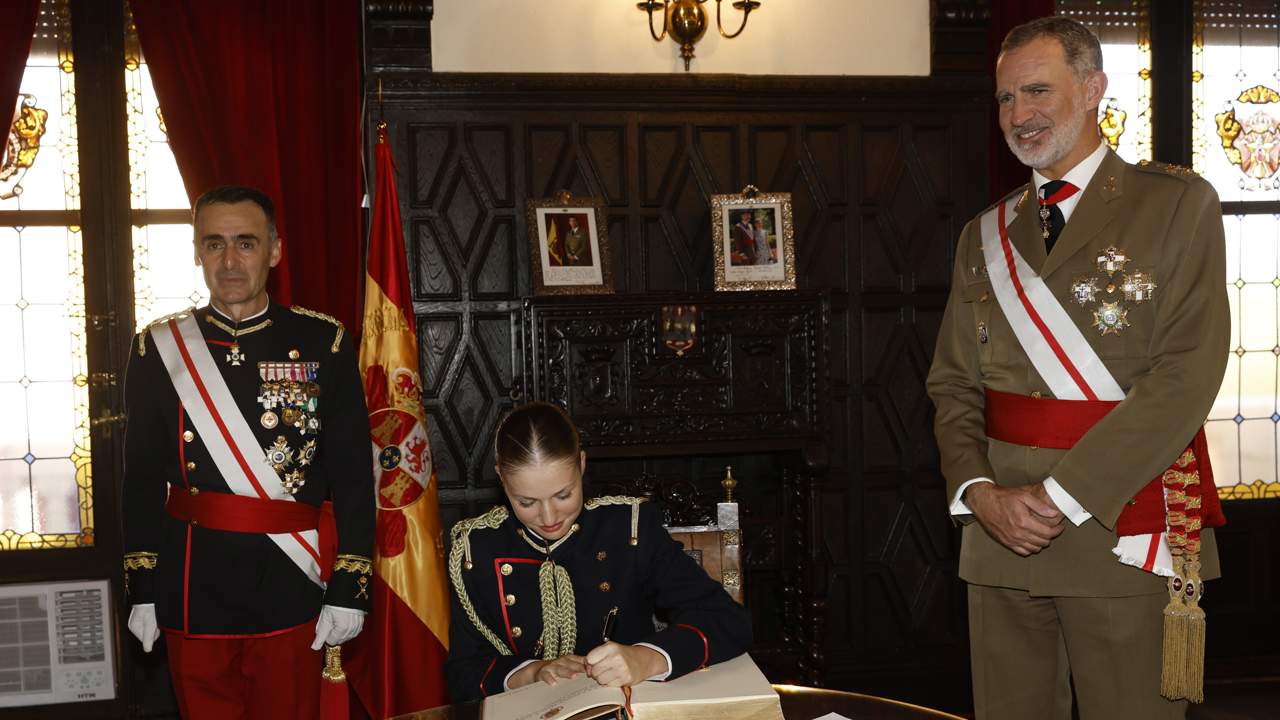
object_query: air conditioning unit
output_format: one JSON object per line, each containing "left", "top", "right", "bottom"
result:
{"left": 0, "top": 579, "right": 116, "bottom": 708}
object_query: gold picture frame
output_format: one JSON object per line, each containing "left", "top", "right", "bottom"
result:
{"left": 711, "top": 186, "right": 796, "bottom": 291}
{"left": 526, "top": 191, "right": 615, "bottom": 296}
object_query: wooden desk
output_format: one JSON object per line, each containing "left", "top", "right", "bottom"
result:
{"left": 391, "top": 685, "right": 966, "bottom": 720}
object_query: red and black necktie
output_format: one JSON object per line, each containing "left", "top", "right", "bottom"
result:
{"left": 1038, "top": 180, "right": 1080, "bottom": 254}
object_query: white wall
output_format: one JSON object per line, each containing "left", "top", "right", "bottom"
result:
{"left": 432, "top": 0, "right": 931, "bottom": 76}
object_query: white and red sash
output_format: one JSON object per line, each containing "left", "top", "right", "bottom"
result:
{"left": 151, "top": 313, "right": 325, "bottom": 588}
{"left": 980, "top": 196, "right": 1172, "bottom": 577}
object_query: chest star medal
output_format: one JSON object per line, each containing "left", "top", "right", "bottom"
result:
{"left": 1093, "top": 301, "right": 1130, "bottom": 335}
{"left": 1071, "top": 277, "right": 1099, "bottom": 306}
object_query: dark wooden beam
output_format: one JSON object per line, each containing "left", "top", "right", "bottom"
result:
{"left": 1150, "top": 0, "right": 1194, "bottom": 165}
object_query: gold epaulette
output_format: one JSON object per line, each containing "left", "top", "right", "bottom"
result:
{"left": 291, "top": 305, "right": 344, "bottom": 353}
{"left": 1137, "top": 159, "right": 1200, "bottom": 180}
{"left": 136, "top": 307, "right": 196, "bottom": 357}
{"left": 585, "top": 495, "right": 647, "bottom": 546}
{"left": 448, "top": 506, "right": 512, "bottom": 655}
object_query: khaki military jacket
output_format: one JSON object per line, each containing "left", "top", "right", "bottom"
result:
{"left": 927, "top": 149, "right": 1229, "bottom": 597}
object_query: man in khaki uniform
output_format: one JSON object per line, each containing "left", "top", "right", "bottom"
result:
{"left": 926, "top": 18, "right": 1228, "bottom": 719}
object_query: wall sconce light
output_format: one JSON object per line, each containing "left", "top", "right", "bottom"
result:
{"left": 637, "top": 0, "right": 762, "bottom": 71}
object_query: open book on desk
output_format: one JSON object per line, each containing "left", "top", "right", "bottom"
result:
{"left": 481, "top": 653, "right": 783, "bottom": 720}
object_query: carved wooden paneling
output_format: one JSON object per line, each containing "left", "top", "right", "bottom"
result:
{"left": 524, "top": 293, "right": 823, "bottom": 451}
{"left": 379, "top": 72, "right": 989, "bottom": 708}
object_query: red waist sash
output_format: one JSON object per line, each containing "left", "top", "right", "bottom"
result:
{"left": 166, "top": 490, "right": 338, "bottom": 581}
{"left": 983, "top": 388, "right": 1225, "bottom": 535}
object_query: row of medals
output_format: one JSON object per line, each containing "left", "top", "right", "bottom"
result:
{"left": 265, "top": 435, "right": 317, "bottom": 495}
{"left": 1071, "top": 246, "right": 1156, "bottom": 335}
{"left": 256, "top": 361, "right": 322, "bottom": 495}
{"left": 973, "top": 245, "right": 1155, "bottom": 344}
{"left": 1038, "top": 201, "right": 1156, "bottom": 335}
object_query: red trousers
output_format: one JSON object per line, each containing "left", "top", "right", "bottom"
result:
{"left": 165, "top": 621, "right": 320, "bottom": 720}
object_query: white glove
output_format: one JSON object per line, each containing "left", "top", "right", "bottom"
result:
{"left": 128, "top": 604, "right": 161, "bottom": 653}
{"left": 311, "top": 604, "right": 366, "bottom": 650}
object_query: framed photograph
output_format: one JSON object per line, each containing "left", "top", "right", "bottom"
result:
{"left": 711, "top": 187, "right": 796, "bottom": 291}
{"left": 526, "top": 192, "right": 615, "bottom": 295}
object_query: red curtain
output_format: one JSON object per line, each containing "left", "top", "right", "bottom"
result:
{"left": 129, "top": 0, "right": 364, "bottom": 332}
{"left": 2, "top": 0, "right": 41, "bottom": 132}
{"left": 988, "top": 0, "right": 1056, "bottom": 202}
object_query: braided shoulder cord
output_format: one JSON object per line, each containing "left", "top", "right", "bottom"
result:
{"left": 447, "top": 506, "right": 512, "bottom": 655}
{"left": 584, "top": 495, "right": 647, "bottom": 545}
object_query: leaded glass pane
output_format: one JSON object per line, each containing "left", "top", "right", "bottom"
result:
{"left": 0, "top": 0, "right": 92, "bottom": 551}
{"left": 1192, "top": 1, "right": 1280, "bottom": 202}
{"left": 0, "top": 1, "right": 76, "bottom": 212}
{"left": 1208, "top": 214, "right": 1280, "bottom": 500}
{"left": 124, "top": 6, "right": 201, "bottom": 331}
{"left": 1057, "top": 0, "right": 1154, "bottom": 164}
{"left": 132, "top": 224, "right": 208, "bottom": 328}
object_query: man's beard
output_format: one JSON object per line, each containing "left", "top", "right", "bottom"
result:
{"left": 1005, "top": 98, "right": 1088, "bottom": 170}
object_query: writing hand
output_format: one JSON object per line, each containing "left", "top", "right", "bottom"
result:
{"left": 585, "top": 642, "right": 667, "bottom": 688}
{"left": 509, "top": 654, "right": 587, "bottom": 689}
{"left": 966, "top": 482, "right": 1065, "bottom": 556}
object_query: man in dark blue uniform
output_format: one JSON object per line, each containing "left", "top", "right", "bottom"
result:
{"left": 121, "top": 186, "right": 375, "bottom": 719}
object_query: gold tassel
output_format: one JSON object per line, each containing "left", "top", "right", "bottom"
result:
{"left": 1183, "top": 561, "right": 1206, "bottom": 703}
{"left": 1160, "top": 556, "right": 1187, "bottom": 700}
{"left": 322, "top": 645, "right": 346, "bottom": 682}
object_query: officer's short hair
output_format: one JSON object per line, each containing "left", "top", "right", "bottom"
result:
{"left": 494, "top": 402, "right": 581, "bottom": 478}
{"left": 1000, "top": 16, "right": 1103, "bottom": 80}
{"left": 193, "top": 185, "right": 279, "bottom": 241}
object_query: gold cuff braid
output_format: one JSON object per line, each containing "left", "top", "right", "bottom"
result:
{"left": 123, "top": 552, "right": 158, "bottom": 571}
{"left": 332, "top": 554, "right": 373, "bottom": 575}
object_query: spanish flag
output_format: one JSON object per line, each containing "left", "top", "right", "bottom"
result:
{"left": 547, "top": 216, "right": 562, "bottom": 265}
{"left": 345, "top": 124, "right": 450, "bottom": 717}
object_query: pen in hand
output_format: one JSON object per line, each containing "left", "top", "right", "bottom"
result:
{"left": 601, "top": 605, "right": 619, "bottom": 643}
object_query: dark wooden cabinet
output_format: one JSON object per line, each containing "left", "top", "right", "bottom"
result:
{"left": 523, "top": 292, "right": 825, "bottom": 455}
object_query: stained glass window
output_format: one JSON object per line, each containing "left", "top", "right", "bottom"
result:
{"left": 0, "top": 1, "right": 200, "bottom": 551}
{"left": 1192, "top": 1, "right": 1280, "bottom": 202}
{"left": 1195, "top": 2, "right": 1280, "bottom": 499}
{"left": 1058, "top": 0, "right": 1154, "bottom": 164}
{"left": 0, "top": 0, "right": 93, "bottom": 549}
{"left": 124, "top": 6, "right": 203, "bottom": 330}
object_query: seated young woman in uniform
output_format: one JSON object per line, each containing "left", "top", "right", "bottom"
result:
{"left": 445, "top": 402, "right": 752, "bottom": 701}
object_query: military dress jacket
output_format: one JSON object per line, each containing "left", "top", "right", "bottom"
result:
{"left": 926, "top": 149, "right": 1229, "bottom": 597}
{"left": 122, "top": 303, "right": 375, "bottom": 636}
{"left": 444, "top": 497, "right": 752, "bottom": 702}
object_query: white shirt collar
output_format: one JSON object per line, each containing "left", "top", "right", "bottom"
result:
{"left": 1031, "top": 140, "right": 1108, "bottom": 225}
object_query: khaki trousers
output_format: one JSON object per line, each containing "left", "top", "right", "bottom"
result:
{"left": 968, "top": 585, "right": 1188, "bottom": 720}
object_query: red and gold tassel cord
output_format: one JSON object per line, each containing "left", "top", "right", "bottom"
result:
{"left": 1160, "top": 449, "right": 1206, "bottom": 703}
{"left": 321, "top": 645, "right": 350, "bottom": 720}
